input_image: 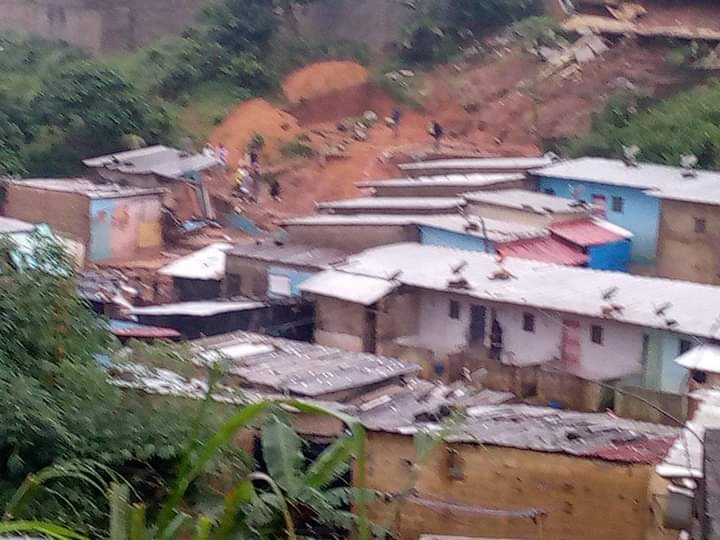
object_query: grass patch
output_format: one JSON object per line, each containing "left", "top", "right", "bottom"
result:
{"left": 279, "top": 137, "right": 316, "bottom": 159}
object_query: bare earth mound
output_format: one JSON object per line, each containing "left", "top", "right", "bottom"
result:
{"left": 282, "top": 61, "right": 369, "bottom": 103}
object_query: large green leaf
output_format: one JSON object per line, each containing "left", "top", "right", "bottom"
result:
{"left": 303, "top": 436, "right": 354, "bottom": 490}
{"left": 261, "top": 414, "right": 303, "bottom": 495}
{"left": 0, "top": 521, "right": 88, "bottom": 540}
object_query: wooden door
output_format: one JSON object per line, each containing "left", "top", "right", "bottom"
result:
{"left": 561, "top": 319, "right": 581, "bottom": 367}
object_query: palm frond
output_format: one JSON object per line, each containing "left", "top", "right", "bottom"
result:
{"left": 303, "top": 436, "right": 354, "bottom": 490}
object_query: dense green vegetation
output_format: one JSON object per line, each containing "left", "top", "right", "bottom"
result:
{"left": 565, "top": 84, "right": 720, "bottom": 168}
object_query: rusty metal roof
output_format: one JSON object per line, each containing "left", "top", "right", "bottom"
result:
{"left": 550, "top": 219, "right": 632, "bottom": 247}
{"left": 497, "top": 236, "right": 589, "bottom": 266}
{"left": 108, "top": 320, "right": 181, "bottom": 339}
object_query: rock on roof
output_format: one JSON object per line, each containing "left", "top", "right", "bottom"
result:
{"left": 302, "top": 243, "right": 720, "bottom": 339}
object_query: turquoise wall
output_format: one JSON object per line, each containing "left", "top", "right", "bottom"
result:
{"left": 268, "top": 265, "right": 315, "bottom": 298}
{"left": 419, "top": 225, "right": 495, "bottom": 253}
{"left": 587, "top": 239, "right": 632, "bottom": 272}
{"left": 538, "top": 177, "right": 660, "bottom": 264}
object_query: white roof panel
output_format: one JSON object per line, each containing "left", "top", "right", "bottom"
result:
{"left": 356, "top": 173, "right": 525, "bottom": 188}
{"left": 300, "top": 269, "right": 398, "bottom": 305}
{"left": 675, "top": 345, "right": 720, "bottom": 373}
{"left": 317, "top": 197, "right": 463, "bottom": 211}
{"left": 463, "top": 189, "right": 587, "bottom": 215}
{"left": 0, "top": 217, "right": 35, "bottom": 234}
{"left": 533, "top": 157, "right": 720, "bottom": 192}
{"left": 159, "top": 243, "right": 232, "bottom": 280}
{"left": 312, "top": 243, "right": 720, "bottom": 339}
{"left": 131, "top": 300, "right": 265, "bottom": 317}
{"left": 400, "top": 156, "right": 554, "bottom": 172}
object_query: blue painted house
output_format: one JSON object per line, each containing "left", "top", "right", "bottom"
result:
{"left": 531, "top": 157, "right": 720, "bottom": 265}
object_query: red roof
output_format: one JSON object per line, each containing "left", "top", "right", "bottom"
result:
{"left": 497, "top": 237, "right": 588, "bottom": 266}
{"left": 550, "top": 219, "right": 630, "bottom": 247}
{"left": 109, "top": 320, "right": 181, "bottom": 339}
{"left": 589, "top": 435, "right": 678, "bottom": 465}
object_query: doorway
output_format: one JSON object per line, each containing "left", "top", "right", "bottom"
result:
{"left": 561, "top": 319, "right": 581, "bottom": 367}
{"left": 469, "top": 305, "right": 487, "bottom": 346}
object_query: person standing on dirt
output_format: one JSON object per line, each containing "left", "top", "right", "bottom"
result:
{"left": 430, "top": 120, "right": 444, "bottom": 151}
{"left": 391, "top": 108, "right": 402, "bottom": 138}
{"left": 269, "top": 176, "right": 282, "bottom": 202}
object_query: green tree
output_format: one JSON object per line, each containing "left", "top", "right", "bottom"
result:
{"left": 0, "top": 89, "right": 29, "bottom": 176}
{"left": 0, "top": 236, "right": 210, "bottom": 533}
{"left": 32, "top": 61, "right": 170, "bottom": 160}
{"left": 203, "top": 0, "right": 278, "bottom": 56}
{"left": 445, "top": 0, "right": 541, "bottom": 32}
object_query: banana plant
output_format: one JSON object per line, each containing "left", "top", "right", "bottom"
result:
{"left": 1, "top": 399, "right": 375, "bottom": 540}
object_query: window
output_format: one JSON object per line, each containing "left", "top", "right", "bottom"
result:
{"left": 590, "top": 324, "right": 604, "bottom": 345}
{"left": 612, "top": 196, "right": 624, "bottom": 213}
{"left": 641, "top": 334, "right": 650, "bottom": 367}
{"left": 522, "top": 312, "right": 535, "bottom": 333}
{"left": 449, "top": 300, "right": 460, "bottom": 320}
{"left": 543, "top": 188, "right": 556, "bottom": 195}
{"left": 695, "top": 218, "right": 707, "bottom": 233}
{"left": 268, "top": 274, "right": 292, "bottom": 297}
{"left": 679, "top": 339, "right": 693, "bottom": 355}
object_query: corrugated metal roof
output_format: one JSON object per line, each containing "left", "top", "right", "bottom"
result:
{"left": 421, "top": 405, "right": 678, "bottom": 464}
{"left": 497, "top": 237, "right": 588, "bottom": 266}
{"left": 228, "top": 242, "right": 347, "bottom": 269}
{"left": 9, "top": 178, "right": 165, "bottom": 199}
{"left": 356, "top": 173, "right": 525, "bottom": 188}
{"left": 532, "top": 157, "right": 720, "bottom": 192}
{"left": 159, "top": 243, "right": 232, "bottom": 280}
{"left": 675, "top": 344, "right": 720, "bottom": 373}
{"left": 0, "top": 217, "right": 34, "bottom": 234}
{"left": 130, "top": 300, "right": 265, "bottom": 317}
{"left": 301, "top": 269, "right": 398, "bottom": 305}
{"left": 464, "top": 189, "right": 587, "bottom": 215}
{"left": 83, "top": 145, "right": 220, "bottom": 180}
{"left": 307, "top": 243, "right": 720, "bottom": 339}
{"left": 550, "top": 219, "right": 633, "bottom": 247}
{"left": 400, "top": 156, "right": 554, "bottom": 172}
{"left": 108, "top": 320, "right": 181, "bottom": 339}
{"left": 317, "top": 196, "right": 464, "bottom": 212}
{"left": 651, "top": 177, "right": 720, "bottom": 206}
{"left": 191, "top": 331, "right": 420, "bottom": 398}
{"left": 281, "top": 214, "right": 545, "bottom": 243}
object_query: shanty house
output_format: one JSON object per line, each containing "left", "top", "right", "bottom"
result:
{"left": 2, "top": 179, "right": 164, "bottom": 262}
{"left": 301, "top": 243, "right": 716, "bottom": 412}
{"left": 653, "top": 180, "right": 720, "bottom": 285}
{"left": 398, "top": 156, "right": 556, "bottom": 177}
{"left": 531, "top": 157, "right": 720, "bottom": 266}
{"left": 225, "top": 241, "right": 348, "bottom": 300}
{"left": 361, "top": 405, "right": 678, "bottom": 540}
{"left": 356, "top": 173, "right": 531, "bottom": 198}
{"left": 159, "top": 243, "right": 233, "bottom": 301}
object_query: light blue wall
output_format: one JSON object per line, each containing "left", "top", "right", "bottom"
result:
{"left": 268, "top": 265, "right": 316, "bottom": 298}
{"left": 419, "top": 225, "right": 495, "bottom": 253}
{"left": 643, "top": 331, "right": 692, "bottom": 394}
{"left": 538, "top": 177, "right": 660, "bottom": 264}
{"left": 587, "top": 239, "right": 631, "bottom": 272}
{"left": 90, "top": 199, "right": 113, "bottom": 261}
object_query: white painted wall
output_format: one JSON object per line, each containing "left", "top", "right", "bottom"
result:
{"left": 416, "top": 289, "right": 645, "bottom": 381}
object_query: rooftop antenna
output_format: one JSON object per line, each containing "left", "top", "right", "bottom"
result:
{"left": 680, "top": 154, "right": 698, "bottom": 178}
{"left": 602, "top": 286, "right": 618, "bottom": 301}
{"left": 451, "top": 260, "right": 468, "bottom": 274}
{"left": 655, "top": 302, "right": 672, "bottom": 316}
{"left": 622, "top": 145, "right": 640, "bottom": 167}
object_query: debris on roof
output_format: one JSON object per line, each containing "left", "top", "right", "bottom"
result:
{"left": 356, "top": 173, "right": 525, "bottom": 189}
{"left": 159, "top": 243, "right": 233, "bottom": 281}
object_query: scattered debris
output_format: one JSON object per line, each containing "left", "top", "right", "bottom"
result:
{"left": 363, "top": 110, "right": 378, "bottom": 123}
